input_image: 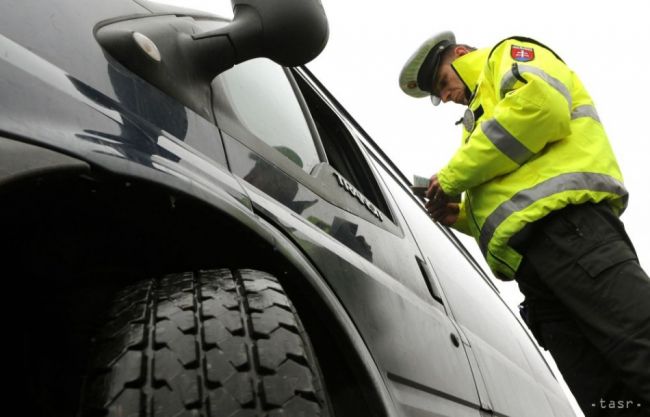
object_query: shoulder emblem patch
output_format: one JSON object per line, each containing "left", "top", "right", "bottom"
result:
{"left": 511, "top": 45, "right": 535, "bottom": 62}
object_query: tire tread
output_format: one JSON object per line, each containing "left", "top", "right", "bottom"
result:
{"left": 81, "top": 269, "right": 324, "bottom": 417}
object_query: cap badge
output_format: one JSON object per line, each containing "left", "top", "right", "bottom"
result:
{"left": 511, "top": 45, "right": 535, "bottom": 62}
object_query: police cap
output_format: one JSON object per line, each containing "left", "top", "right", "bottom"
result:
{"left": 399, "top": 31, "right": 456, "bottom": 105}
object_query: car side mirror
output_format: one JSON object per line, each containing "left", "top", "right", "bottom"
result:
{"left": 195, "top": 0, "right": 329, "bottom": 68}
{"left": 96, "top": 0, "right": 329, "bottom": 120}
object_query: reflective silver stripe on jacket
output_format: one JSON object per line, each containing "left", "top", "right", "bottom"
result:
{"left": 572, "top": 105, "right": 601, "bottom": 122}
{"left": 500, "top": 64, "right": 572, "bottom": 111}
{"left": 478, "top": 173, "right": 628, "bottom": 255}
{"left": 482, "top": 119, "right": 534, "bottom": 165}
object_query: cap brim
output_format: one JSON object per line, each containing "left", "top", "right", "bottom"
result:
{"left": 399, "top": 31, "right": 456, "bottom": 99}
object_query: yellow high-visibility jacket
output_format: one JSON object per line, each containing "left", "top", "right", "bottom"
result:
{"left": 437, "top": 37, "right": 627, "bottom": 280}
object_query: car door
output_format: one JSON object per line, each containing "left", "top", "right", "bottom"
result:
{"left": 415, "top": 227, "right": 577, "bottom": 416}
{"left": 374, "top": 166, "right": 576, "bottom": 416}
{"left": 210, "top": 59, "right": 483, "bottom": 416}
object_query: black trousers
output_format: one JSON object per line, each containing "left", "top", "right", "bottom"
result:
{"left": 514, "top": 203, "right": 650, "bottom": 417}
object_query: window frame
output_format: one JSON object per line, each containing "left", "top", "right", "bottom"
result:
{"left": 282, "top": 67, "right": 329, "bottom": 166}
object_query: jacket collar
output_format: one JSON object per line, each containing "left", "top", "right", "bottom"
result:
{"left": 450, "top": 48, "right": 489, "bottom": 100}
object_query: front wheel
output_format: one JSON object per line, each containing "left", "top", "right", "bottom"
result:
{"left": 80, "top": 269, "right": 330, "bottom": 417}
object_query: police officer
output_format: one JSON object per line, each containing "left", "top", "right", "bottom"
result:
{"left": 399, "top": 31, "right": 650, "bottom": 415}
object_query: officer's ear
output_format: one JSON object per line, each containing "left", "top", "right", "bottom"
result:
{"left": 453, "top": 45, "right": 470, "bottom": 58}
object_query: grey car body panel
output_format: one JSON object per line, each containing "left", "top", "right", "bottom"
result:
{"left": 0, "top": 136, "right": 91, "bottom": 186}
{"left": 242, "top": 184, "right": 482, "bottom": 416}
{"left": 1, "top": 1, "right": 577, "bottom": 416}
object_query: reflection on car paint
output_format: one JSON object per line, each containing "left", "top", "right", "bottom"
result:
{"left": 233, "top": 147, "right": 374, "bottom": 261}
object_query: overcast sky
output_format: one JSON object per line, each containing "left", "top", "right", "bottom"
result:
{"left": 157, "top": 1, "right": 648, "bottom": 413}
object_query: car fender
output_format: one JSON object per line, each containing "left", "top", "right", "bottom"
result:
{"left": 0, "top": 133, "right": 400, "bottom": 417}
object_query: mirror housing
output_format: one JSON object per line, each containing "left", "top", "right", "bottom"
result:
{"left": 195, "top": 0, "right": 329, "bottom": 67}
{"left": 96, "top": 0, "right": 329, "bottom": 120}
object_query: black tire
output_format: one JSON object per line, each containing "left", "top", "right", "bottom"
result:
{"left": 80, "top": 269, "right": 330, "bottom": 417}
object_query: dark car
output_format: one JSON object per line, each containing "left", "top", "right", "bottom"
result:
{"left": 3, "top": 1, "right": 576, "bottom": 416}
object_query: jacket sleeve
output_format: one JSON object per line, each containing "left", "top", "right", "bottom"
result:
{"left": 438, "top": 41, "right": 573, "bottom": 196}
{"left": 450, "top": 199, "right": 471, "bottom": 235}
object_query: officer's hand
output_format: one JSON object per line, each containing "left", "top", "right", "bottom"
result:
{"left": 426, "top": 202, "right": 460, "bottom": 226}
{"left": 426, "top": 174, "right": 449, "bottom": 207}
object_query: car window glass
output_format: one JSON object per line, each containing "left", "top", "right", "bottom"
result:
{"left": 214, "top": 58, "right": 321, "bottom": 173}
